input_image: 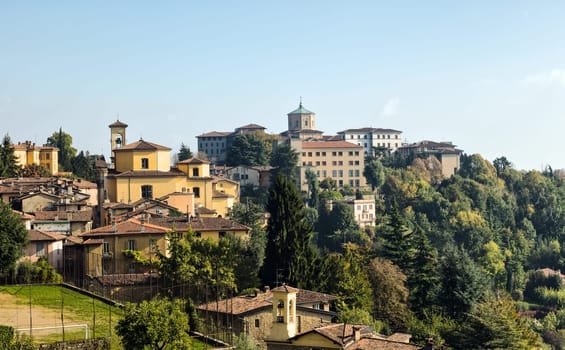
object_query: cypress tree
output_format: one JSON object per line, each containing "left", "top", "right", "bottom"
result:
{"left": 0, "top": 134, "right": 19, "bottom": 178}
{"left": 261, "top": 174, "right": 318, "bottom": 289}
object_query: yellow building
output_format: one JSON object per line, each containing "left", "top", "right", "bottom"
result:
{"left": 79, "top": 218, "right": 169, "bottom": 275}
{"left": 12, "top": 141, "right": 59, "bottom": 175}
{"left": 105, "top": 121, "right": 238, "bottom": 217}
{"left": 292, "top": 139, "right": 367, "bottom": 192}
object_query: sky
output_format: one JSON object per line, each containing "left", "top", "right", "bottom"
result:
{"left": 1, "top": 1, "right": 565, "bottom": 171}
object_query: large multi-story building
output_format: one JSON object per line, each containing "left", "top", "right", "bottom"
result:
{"left": 196, "top": 123, "right": 270, "bottom": 165}
{"left": 12, "top": 141, "right": 59, "bottom": 175}
{"left": 337, "top": 127, "right": 403, "bottom": 155}
{"left": 105, "top": 121, "right": 238, "bottom": 218}
{"left": 396, "top": 140, "right": 462, "bottom": 177}
{"left": 291, "top": 139, "right": 366, "bottom": 192}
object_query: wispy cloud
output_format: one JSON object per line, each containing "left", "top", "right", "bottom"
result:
{"left": 381, "top": 97, "right": 400, "bottom": 117}
{"left": 523, "top": 69, "right": 565, "bottom": 87}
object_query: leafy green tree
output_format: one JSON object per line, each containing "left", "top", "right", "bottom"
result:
{"left": 317, "top": 202, "right": 365, "bottom": 252}
{"left": 0, "top": 202, "right": 28, "bottom": 276}
{"left": 46, "top": 128, "right": 76, "bottom": 172}
{"left": 367, "top": 257, "right": 411, "bottom": 330}
{"left": 363, "top": 157, "right": 386, "bottom": 191}
{"left": 71, "top": 150, "right": 96, "bottom": 181}
{"left": 493, "top": 156, "right": 512, "bottom": 177}
{"left": 319, "top": 245, "right": 373, "bottom": 312}
{"left": 379, "top": 202, "right": 415, "bottom": 271}
{"left": 320, "top": 177, "right": 337, "bottom": 191}
{"left": 261, "top": 174, "right": 318, "bottom": 289}
{"left": 438, "top": 245, "right": 488, "bottom": 319}
{"left": 116, "top": 298, "right": 191, "bottom": 350}
{"left": 19, "top": 164, "right": 50, "bottom": 177}
{"left": 227, "top": 133, "right": 272, "bottom": 166}
{"left": 457, "top": 297, "right": 541, "bottom": 350}
{"left": 408, "top": 226, "right": 440, "bottom": 314}
{"left": 305, "top": 169, "right": 320, "bottom": 209}
{"left": 0, "top": 134, "right": 19, "bottom": 178}
{"left": 178, "top": 143, "right": 193, "bottom": 162}
{"left": 270, "top": 142, "right": 298, "bottom": 180}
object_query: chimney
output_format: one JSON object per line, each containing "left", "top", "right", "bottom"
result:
{"left": 140, "top": 217, "right": 145, "bottom": 232}
{"left": 353, "top": 326, "right": 361, "bottom": 342}
{"left": 264, "top": 286, "right": 270, "bottom": 293}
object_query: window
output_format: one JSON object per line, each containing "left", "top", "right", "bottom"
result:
{"left": 127, "top": 239, "right": 136, "bottom": 250}
{"left": 149, "top": 239, "right": 157, "bottom": 253}
{"left": 141, "top": 158, "right": 149, "bottom": 169}
{"left": 322, "top": 161, "right": 326, "bottom": 166}
{"left": 322, "top": 170, "right": 327, "bottom": 177}
{"left": 338, "top": 161, "right": 343, "bottom": 166}
{"left": 387, "top": 135, "right": 391, "bottom": 139}
{"left": 255, "top": 319, "right": 260, "bottom": 328}
{"left": 316, "top": 161, "right": 320, "bottom": 166}
{"left": 349, "top": 170, "right": 354, "bottom": 177}
{"left": 315, "top": 152, "right": 320, "bottom": 156}
{"left": 322, "top": 152, "right": 326, "bottom": 156}
{"left": 193, "top": 187, "right": 200, "bottom": 198}
{"left": 192, "top": 168, "right": 199, "bottom": 176}
{"left": 348, "top": 151, "right": 353, "bottom": 156}
{"left": 338, "top": 170, "right": 343, "bottom": 177}
{"left": 355, "top": 170, "right": 360, "bottom": 177}
{"left": 332, "top": 152, "right": 337, "bottom": 156}
{"left": 338, "top": 152, "right": 343, "bottom": 156}
{"left": 141, "top": 185, "right": 153, "bottom": 199}
{"left": 349, "top": 180, "right": 354, "bottom": 186}
{"left": 332, "top": 170, "right": 337, "bottom": 177}
{"left": 302, "top": 152, "right": 306, "bottom": 156}
{"left": 338, "top": 180, "right": 343, "bottom": 186}
{"left": 332, "top": 161, "right": 337, "bottom": 166}
{"left": 36, "top": 242, "right": 45, "bottom": 256}
{"left": 308, "top": 152, "right": 312, "bottom": 157}
{"left": 355, "top": 151, "right": 359, "bottom": 156}
{"left": 103, "top": 242, "right": 110, "bottom": 254}
{"left": 46, "top": 153, "right": 50, "bottom": 160}
{"left": 219, "top": 231, "right": 227, "bottom": 238}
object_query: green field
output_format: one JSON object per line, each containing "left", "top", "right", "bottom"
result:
{"left": 0, "top": 285, "right": 213, "bottom": 349}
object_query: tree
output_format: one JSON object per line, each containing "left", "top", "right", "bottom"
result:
{"left": 178, "top": 143, "right": 193, "bottom": 162}
{"left": 0, "top": 134, "right": 19, "bottom": 178}
{"left": 438, "top": 245, "right": 488, "bottom": 319}
{"left": 226, "top": 133, "right": 272, "bottom": 166}
{"left": 408, "top": 226, "right": 440, "bottom": 314}
{"left": 0, "top": 202, "right": 28, "bottom": 276}
{"left": 71, "top": 151, "right": 96, "bottom": 181}
{"left": 317, "top": 202, "right": 364, "bottom": 252}
{"left": 19, "top": 164, "right": 50, "bottom": 178}
{"left": 116, "top": 298, "right": 191, "bottom": 350}
{"left": 367, "top": 257, "right": 411, "bottom": 330}
{"left": 305, "top": 169, "right": 320, "bottom": 209}
{"left": 363, "top": 158, "right": 385, "bottom": 191}
{"left": 270, "top": 142, "right": 298, "bottom": 180}
{"left": 46, "top": 128, "right": 76, "bottom": 172}
{"left": 493, "top": 156, "right": 512, "bottom": 177}
{"left": 379, "top": 202, "right": 415, "bottom": 271}
{"left": 261, "top": 174, "right": 318, "bottom": 289}
{"left": 457, "top": 297, "right": 541, "bottom": 350}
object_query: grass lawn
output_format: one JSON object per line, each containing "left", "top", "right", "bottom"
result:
{"left": 0, "top": 285, "right": 216, "bottom": 349}
{"left": 0, "top": 285, "right": 123, "bottom": 342}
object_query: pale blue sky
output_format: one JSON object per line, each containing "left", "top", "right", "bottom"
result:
{"left": 1, "top": 1, "right": 565, "bottom": 170}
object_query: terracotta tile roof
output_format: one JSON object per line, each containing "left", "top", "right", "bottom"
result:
{"left": 28, "top": 230, "right": 67, "bottom": 241}
{"left": 147, "top": 216, "right": 250, "bottom": 233}
{"left": 12, "top": 210, "right": 34, "bottom": 220}
{"left": 302, "top": 141, "right": 363, "bottom": 149}
{"left": 236, "top": 123, "right": 266, "bottom": 130}
{"left": 272, "top": 285, "right": 299, "bottom": 293}
{"left": 73, "top": 180, "right": 97, "bottom": 189}
{"left": 354, "top": 337, "right": 421, "bottom": 350}
{"left": 196, "top": 207, "right": 217, "bottom": 215}
{"left": 295, "top": 289, "right": 338, "bottom": 304}
{"left": 177, "top": 157, "right": 210, "bottom": 165}
{"left": 96, "top": 273, "right": 153, "bottom": 286}
{"left": 34, "top": 209, "right": 93, "bottom": 222}
{"left": 82, "top": 238, "right": 104, "bottom": 245}
{"left": 115, "top": 139, "right": 171, "bottom": 151}
{"left": 64, "top": 236, "right": 84, "bottom": 245}
{"left": 338, "top": 127, "right": 402, "bottom": 134}
{"left": 108, "top": 120, "right": 128, "bottom": 127}
{"left": 197, "top": 131, "right": 232, "bottom": 138}
{"left": 81, "top": 218, "right": 169, "bottom": 237}
{"left": 197, "top": 287, "right": 338, "bottom": 316}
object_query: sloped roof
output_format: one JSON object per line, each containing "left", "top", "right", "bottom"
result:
{"left": 197, "top": 287, "right": 338, "bottom": 316}
{"left": 115, "top": 139, "right": 171, "bottom": 151}
{"left": 147, "top": 216, "right": 250, "bottom": 233}
{"left": 28, "top": 230, "right": 66, "bottom": 241}
{"left": 338, "top": 127, "right": 402, "bottom": 134}
{"left": 272, "top": 285, "right": 299, "bottom": 293}
{"left": 302, "top": 141, "right": 363, "bottom": 149}
{"left": 288, "top": 102, "right": 314, "bottom": 115}
{"left": 197, "top": 131, "right": 232, "bottom": 138}
{"left": 109, "top": 120, "right": 128, "bottom": 128}
{"left": 81, "top": 218, "right": 169, "bottom": 237}
{"left": 34, "top": 209, "right": 93, "bottom": 222}
{"left": 236, "top": 123, "right": 266, "bottom": 130}
{"left": 177, "top": 157, "right": 210, "bottom": 165}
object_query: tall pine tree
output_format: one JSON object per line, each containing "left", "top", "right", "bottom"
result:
{"left": 0, "top": 134, "right": 19, "bottom": 178}
{"left": 261, "top": 174, "right": 318, "bottom": 289}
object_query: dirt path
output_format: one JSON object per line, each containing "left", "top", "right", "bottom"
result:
{"left": 0, "top": 292, "right": 81, "bottom": 331}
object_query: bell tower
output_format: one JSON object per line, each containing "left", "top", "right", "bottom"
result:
{"left": 109, "top": 119, "right": 128, "bottom": 167}
{"left": 269, "top": 285, "right": 298, "bottom": 341}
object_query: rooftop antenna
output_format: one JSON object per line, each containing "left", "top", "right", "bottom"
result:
{"left": 299, "top": 96, "right": 303, "bottom": 106}
{"left": 117, "top": 112, "right": 120, "bottom": 121}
